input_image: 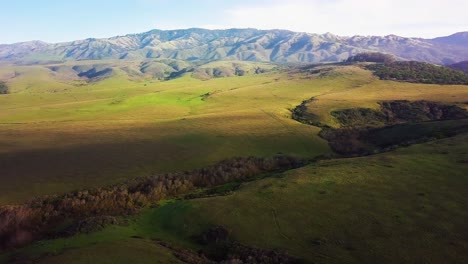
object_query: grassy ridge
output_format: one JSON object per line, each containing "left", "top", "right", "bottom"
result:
{"left": 0, "top": 65, "right": 337, "bottom": 204}
{"left": 4, "top": 133, "right": 467, "bottom": 263}
{"left": 182, "top": 134, "right": 468, "bottom": 263}
{"left": 1, "top": 61, "right": 467, "bottom": 263}
{"left": 134, "top": 133, "right": 468, "bottom": 263}
{"left": 0, "top": 156, "right": 303, "bottom": 249}
{"left": 302, "top": 78, "right": 468, "bottom": 128}
{"left": 1, "top": 63, "right": 468, "bottom": 203}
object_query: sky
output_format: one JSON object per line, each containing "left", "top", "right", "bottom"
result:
{"left": 1, "top": 0, "right": 467, "bottom": 44}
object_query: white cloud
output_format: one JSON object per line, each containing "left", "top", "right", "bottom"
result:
{"left": 220, "top": 0, "right": 468, "bottom": 37}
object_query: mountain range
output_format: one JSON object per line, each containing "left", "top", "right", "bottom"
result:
{"left": 0, "top": 28, "right": 467, "bottom": 65}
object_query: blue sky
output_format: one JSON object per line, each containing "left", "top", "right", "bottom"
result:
{"left": 1, "top": 0, "right": 467, "bottom": 43}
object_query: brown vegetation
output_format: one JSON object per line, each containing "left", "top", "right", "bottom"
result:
{"left": 57, "top": 216, "right": 120, "bottom": 237}
{"left": 0, "top": 155, "right": 303, "bottom": 249}
{"left": 0, "top": 81, "right": 8, "bottom": 94}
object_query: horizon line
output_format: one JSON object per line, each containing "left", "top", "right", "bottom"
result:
{"left": 1, "top": 27, "right": 465, "bottom": 45}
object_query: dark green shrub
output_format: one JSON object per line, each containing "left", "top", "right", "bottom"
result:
{"left": 0, "top": 81, "right": 8, "bottom": 94}
{"left": 367, "top": 61, "right": 468, "bottom": 85}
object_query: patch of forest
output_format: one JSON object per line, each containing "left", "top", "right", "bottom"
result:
{"left": 0, "top": 155, "right": 304, "bottom": 250}
{"left": 346, "top": 52, "right": 395, "bottom": 63}
{"left": 291, "top": 98, "right": 325, "bottom": 127}
{"left": 292, "top": 99, "right": 468, "bottom": 156}
{"left": 320, "top": 119, "right": 468, "bottom": 155}
{"left": 192, "top": 65, "right": 270, "bottom": 80}
{"left": 366, "top": 61, "right": 468, "bottom": 85}
{"left": 331, "top": 100, "right": 468, "bottom": 127}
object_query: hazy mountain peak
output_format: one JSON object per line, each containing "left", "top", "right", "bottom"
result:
{"left": 431, "top": 31, "right": 468, "bottom": 47}
{"left": 0, "top": 28, "right": 466, "bottom": 65}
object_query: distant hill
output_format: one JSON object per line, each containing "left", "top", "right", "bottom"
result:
{"left": 431, "top": 32, "right": 468, "bottom": 46}
{"left": 1, "top": 29, "right": 467, "bottom": 65}
{"left": 448, "top": 61, "right": 468, "bottom": 73}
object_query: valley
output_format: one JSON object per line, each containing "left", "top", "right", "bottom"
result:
{"left": 0, "top": 56, "right": 467, "bottom": 263}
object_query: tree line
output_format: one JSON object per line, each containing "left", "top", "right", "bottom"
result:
{"left": 366, "top": 61, "right": 468, "bottom": 85}
{"left": 0, "top": 155, "right": 304, "bottom": 249}
{"left": 346, "top": 52, "right": 468, "bottom": 85}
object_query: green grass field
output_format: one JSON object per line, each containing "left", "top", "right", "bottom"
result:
{"left": 3, "top": 133, "right": 466, "bottom": 263}
{"left": 0, "top": 61, "right": 467, "bottom": 263}
{"left": 0, "top": 62, "right": 338, "bottom": 204}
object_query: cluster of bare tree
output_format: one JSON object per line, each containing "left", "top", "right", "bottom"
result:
{"left": 0, "top": 155, "right": 303, "bottom": 249}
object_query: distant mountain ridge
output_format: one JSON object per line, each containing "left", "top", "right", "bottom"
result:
{"left": 0, "top": 28, "right": 467, "bottom": 64}
{"left": 448, "top": 61, "right": 468, "bottom": 73}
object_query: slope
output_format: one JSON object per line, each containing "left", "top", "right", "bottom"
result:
{"left": 3, "top": 133, "right": 467, "bottom": 264}
{"left": 1, "top": 29, "right": 467, "bottom": 64}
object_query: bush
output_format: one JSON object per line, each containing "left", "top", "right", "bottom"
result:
{"left": 0, "top": 81, "right": 8, "bottom": 94}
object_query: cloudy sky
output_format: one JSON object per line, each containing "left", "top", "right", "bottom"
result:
{"left": 1, "top": 0, "right": 467, "bottom": 43}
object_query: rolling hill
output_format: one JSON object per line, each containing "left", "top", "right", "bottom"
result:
{"left": 449, "top": 61, "right": 468, "bottom": 73}
{"left": 1, "top": 28, "right": 467, "bottom": 65}
{"left": 0, "top": 63, "right": 467, "bottom": 263}
{"left": 1, "top": 26, "right": 468, "bottom": 264}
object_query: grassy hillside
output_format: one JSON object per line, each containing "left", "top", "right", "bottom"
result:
{"left": 3, "top": 133, "right": 467, "bottom": 263}
{"left": 0, "top": 61, "right": 335, "bottom": 204}
{"left": 296, "top": 68, "right": 468, "bottom": 128}
{"left": 149, "top": 134, "right": 468, "bottom": 263}
{"left": 0, "top": 61, "right": 467, "bottom": 263}
{"left": 1, "top": 62, "right": 467, "bottom": 204}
